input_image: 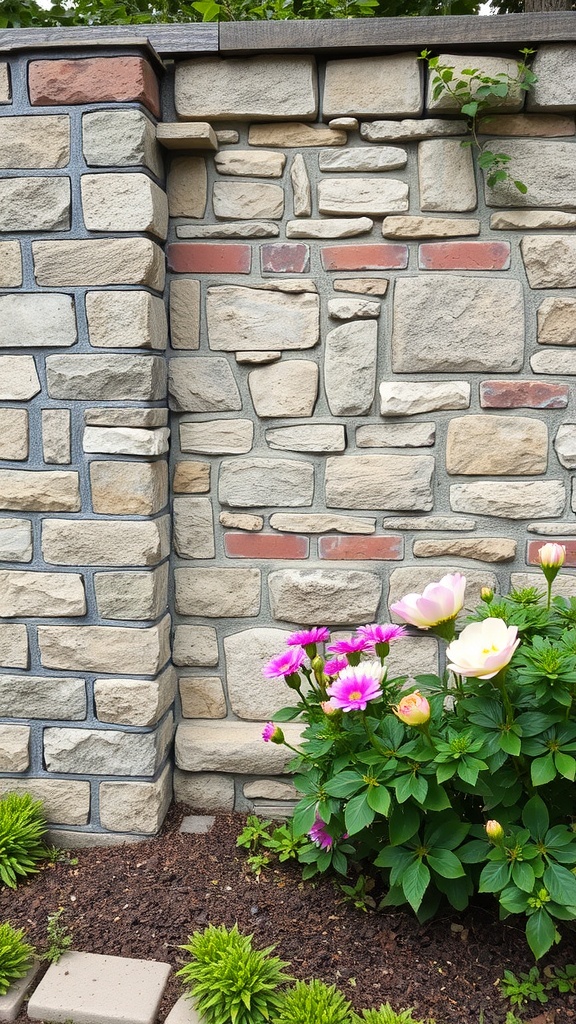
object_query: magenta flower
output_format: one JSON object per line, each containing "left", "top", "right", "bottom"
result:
{"left": 326, "top": 661, "right": 383, "bottom": 712}
{"left": 262, "top": 647, "right": 306, "bottom": 679}
{"left": 262, "top": 722, "right": 284, "bottom": 744}
{"left": 356, "top": 623, "right": 407, "bottom": 648}
{"left": 286, "top": 627, "right": 330, "bottom": 647}
{"left": 324, "top": 655, "right": 348, "bottom": 677}
{"left": 308, "top": 815, "right": 333, "bottom": 850}
{"left": 327, "top": 636, "right": 369, "bottom": 657}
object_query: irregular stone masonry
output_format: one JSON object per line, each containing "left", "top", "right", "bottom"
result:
{"left": 3, "top": 34, "right": 576, "bottom": 837}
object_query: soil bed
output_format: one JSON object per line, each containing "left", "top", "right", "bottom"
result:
{"left": 1, "top": 804, "right": 575, "bottom": 1024}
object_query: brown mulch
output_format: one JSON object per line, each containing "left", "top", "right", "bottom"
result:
{"left": 1, "top": 804, "right": 575, "bottom": 1024}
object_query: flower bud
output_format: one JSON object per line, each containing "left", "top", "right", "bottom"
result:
{"left": 485, "top": 819, "right": 504, "bottom": 842}
{"left": 538, "top": 543, "right": 566, "bottom": 569}
{"left": 262, "top": 722, "right": 284, "bottom": 744}
{"left": 311, "top": 655, "right": 324, "bottom": 674}
{"left": 480, "top": 587, "right": 493, "bottom": 604}
{"left": 320, "top": 700, "right": 338, "bottom": 715}
{"left": 393, "top": 691, "right": 430, "bottom": 727}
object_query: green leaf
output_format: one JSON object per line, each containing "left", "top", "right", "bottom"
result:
{"left": 401, "top": 858, "right": 430, "bottom": 913}
{"left": 460, "top": 101, "right": 479, "bottom": 117}
{"left": 544, "top": 863, "right": 576, "bottom": 905}
{"left": 366, "top": 785, "right": 391, "bottom": 817}
{"left": 427, "top": 848, "right": 465, "bottom": 879}
{"left": 344, "top": 792, "right": 375, "bottom": 836}
{"left": 479, "top": 860, "right": 511, "bottom": 893}
{"left": 522, "top": 794, "right": 549, "bottom": 839}
{"left": 514, "top": 180, "right": 528, "bottom": 194}
{"left": 407, "top": 773, "right": 428, "bottom": 804}
{"left": 436, "top": 762, "right": 457, "bottom": 785}
{"left": 324, "top": 772, "right": 365, "bottom": 798}
{"left": 458, "top": 839, "right": 489, "bottom": 864}
{"left": 292, "top": 798, "right": 318, "bottom": 836}
{"left": 512, "top": 861, "right": 535, "bottom": 893}
{"left": 499, "top": 885, "right": 530, "bottom": 914}
{"left": 554, "top": 751, "right": 576, "bottom": 781}
{"left": 273, "top": 706, "right": 302, "bottom": 722}
{"left": 526, "top": 909, "right": 557, "bottom": 960}
{"left": 388, "top": 802, "right": 420, "bottom": 846}
{"left": 499, "top": 731, "right": 521, "bottom": 757}
{"left": 531, "top": 753, "right": 556, "bottom": 787}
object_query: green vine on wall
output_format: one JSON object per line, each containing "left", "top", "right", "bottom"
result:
{"left": 419, "top": 49, "right": 538, "bottom": 194}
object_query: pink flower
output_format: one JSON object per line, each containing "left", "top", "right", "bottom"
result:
{"left": 286, "top": 627, "right": 330, "bottom": 647}
{"left": 327, "top": 636, "right": 369, "bottom": 657}
{"left": 356, "top": 623, "right": 407, "bottom": 648}
{"left": 262, "top": 647, "right": 306, "bottom": 679}
{"left": 446, "top": 618, "right": 519, "bottom": 680}
{"left": 262, "top": 722, "right": 284, "bottom": 744}
{"left": 320, "top": 699, "right": 338, "bottom": 715}
{"left": 326, "top": 661, "right": 383, "bottom": 712}
{"left": 323, "top": 656, "right": 348, "bottom": 677}
{"left": 538, "top": 543, "right": 566, "bottom": 569}
{"left": 308, "top": 816, "right": 333, "bottom": 850}
{"left": 393, "top": 691, "right": 430, "bottom": 727}
{"left": 390, "top": 573, "right": 466, "bottom": 630}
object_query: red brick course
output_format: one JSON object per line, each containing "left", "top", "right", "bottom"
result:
{"left": 261, "top": 244, "right": 309, "bottom": 274}
{"left": 321, "top": 244, "right": 408, "bottom": 272}
{"left": 419, "top": 241, "right": 511, "bottom": 271}
{"left": 28, "top": 57, "right": 160, "bottom": 117}
{"left": 167, "top": 244, "right": 251, "bottom": 274}
{"left": 224, "top": 533, "right": 309, "bottom": 559}
{"left": 528, "top": 540, "right": 576, "bottom": 567}
{"left": 481, "top": 380, "right": 569, "bottom": 409}
{"left": 318, "top": 536, "right": 403, "bottom": 560}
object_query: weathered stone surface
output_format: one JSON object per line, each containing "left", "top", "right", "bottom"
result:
{"left": 418, "top": 139, "right": 476, "bottom": 212}
{"left": 286, "top": 218, "right": 372, "bottom": 239}
{"left": 0, "top": 65, "right": 8, "bottom": 103}
{"left": 527, "top": 522, "right": 576, "bottom": 535}
{"left": 213, "top": 181, "right": 284, "bottom": 220}
{"left": 236, "top": 351, "right": 281, "bottom": 364}
{"left": 157, "top": 121, "right": 218, "bottom": 150}
{"left": 327, "top": 298, "right": 381, "bottom": 320}
{"left": 0, "top": 410, "right": 27, "bottom": 461}
{"left": 244, "top": 780, "right": 298, "bottom": 800}
{"left": 173, "top": 461, "right": 210, "bottom": 494}
{"left": 446, "top": 415, "right": 548, "bottom": 475}
{"left": 324, "top": 54, "right": 422, "bottom": 118}
{"left": 478, "top": 113, "right": 575, "bottom": 137}
{"left": 380, "top": 380, "right": 470, "bottom": 416}
{"left": 389, "top": 566, "right": 497, "bottom": 620}
{"left": 427, "top": 54, "right": 524, "bottom": 113}
{"left": 249, "top": 361, "right": 318, "bottom": 418}
{"left": 39, "top": 616, "right": 171, "bottom": 676}
{"left": 0, "top": 241, "right": 21, "bottom": 287}
{"left": 392, "top": 276, "right": 524, "bottom": 372}
{"left": 168, "top": 357, "right": 241, "bottom": 413}
{"left": 176, "top": 55, "right": 317, "bottom": 121}
{"left": 45, "top": 717, "right": 173, "bottom": 777}
{"left": 90, "top": 461, "right": 167, "bottom": 516}
{"left": 94, "top": 565, "right": 169, "bottom": 621}
{"left": 0, "top": 293, "right": 75, "bottom": 349}
{"left": 0, "top": 778, "right": 89, "bottom": 825}
{"left": 33, "top": 238, "right": 164, "bottom": 289}
{"left": 241, "top": 279, "right": 317, "bottom": 293}
{"left": 42, "top": 517, "right": 170, "bottom": 567}
{"left": 0, "top": 470, "right": 79, "bottom": 513}
{"left": 0, "top": 674, "right": 85, "bottom": 720}
{"left": 334, "top": 278, "right": 388, "bottom": 296}
{"left": 450, "top": 481, "right": 566, "bottom": 519}
{"left": 86, "top": 291, "right": 167, "bottom": 351}
{"left": 0, "top": 625, "right": 28, "bottom": 669}
{"left": 170, "top": 279, "right": 200, "bottom": 351}
{"left": 383, "top": 516, "right": 475, "bottom": 530}
{"left": 326, "top": 455, "right": 434, "bottom": 511}
{"left": 484, "top": 140, "right": 576, "bottom": 208}
{"left": 511, "top": 573, "right": 576, "bottom": 600}
{"left": 0, "top": 519, "right": 32, "bottom": 563}
{"left": 28, "top": 55, "right": 160, "bottom": 114}
{"left": 249, "top": 123, "right": 345, "bottom": 147}
{"left": 0, "top": 726, "right": 29, "bottom": 773}
{"left": 361, "top": 118, "right": 466, "bottom": 142}
{"left": 0, "top": 114, "right": 69, "bottom": 168}
{"left": 216, "top": 130, "right": 239, "bottom": 143}
{"left": 81, "top": 173, "right": 168, "bottom": 239}
{"left": 179, "top": 676, "right": 226, "bottom": 719}
{"left": 537, "top": 298, "right": 576, "bottom": 347}
{"left": 180, "top": 419, "right": 253, "bottom": 455}
{"left": 266, "top": 425, "right": 345, "bottom": 452}
{"left": 527, "top": 45, "right": 576, "bottom": 113}
{"left": 219, "top": 458, "right": 314, "bottom": 507}
{"left": 325, "top": 321, "right": 377, "bottom": 416}
{"left": 47, "top": 354, "right": 166, "bottom": 401}
{"left": 176, "top": 720, "right": 302, "bottom": 774}
{"left": 177, "top": 222, "right": 279, "bottom": 239}
{"left": 207, "top": 286, "right": 319, "bottom": 351}
{"left": 173, "top": 626, "right": 218, "bottom": 667}
{"left": 174, "top": 568, "right": 261, "bottom": 617}
{"left": 531, "top": 350, "right": 576, "bottom": 375}
{"left": 0, "top": 357, "right": 38, "bottom": 400}
{"left": 224, "top": 628, "right": 293, "bottom": 720}
{"left": 85, "top": 408, "right": 167, "bottom": 428}
{"left": 94, "top": 666, "right": 175, "bottom": 728}
{"left": 173, "top": 769, "right": 235, "bottom": 811}
{"left": 167, "top": 156, "right": 206, "bottom": 218}
{"left": 42, "top": 409, "right": 70, "bottom": 465}
{"left": 84, "top": 426, "right": 169, "bottom": 457}
{"left": 554, "top": 425, "right": 576, "bottom": 468}
{"left": 382, "top": 215, "right": 480, "bottom": 238}
{"left": 356, "top": 422, "right": 435, "bottom": 447}
{"left": 328, "top": 117, "right": 358, "bottom": 129}
{"left": 413, "top": 538, "right": 516, "bottom": 562}
{"left": 521, "top": 235, "right": 576, "bottom": 288}
{"left": 269, "top": 568, "right": 381, "bottom": 624}
{"left": 215, "top": 150, "right": 285, "bottom": 176}
{"left": 0, "top": 177, "right": 69, "bottom": 231}
{"left": 290, "top": 153, "right": 311, "bottom": 217}
{"left": 491, "top": 210, "right": 576, "bottom": 230}
{"left": 83, "top": 109, "right": 162, "bottom": 176}
{"left": 173, "top": 496, "right": 214, "bottom": 559}
{"left": 479, "top": 380, "right": 568, "bottom": 410}
{"left": 220, "top": 512, "right": 263, "bottom": 531}
{"left": 100, "top": 764, "right": 172, "bottom": 833}
{"left": 319, "top": 147, "right": 407, "bottom": 172}
{"left": 0, "top": 571, "right": 85, "bottom": 618}
{"left": 318, "top": 178, "right": 408, "bottom": 215}
{"left": 270, "top": 513, "right": 375, "bottom": 534}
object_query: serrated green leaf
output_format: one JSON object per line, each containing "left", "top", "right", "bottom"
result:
{"left": 526, "top": 908, "right": 557, "bottom": 960}
{"left": 401, "top": 858, "right": 430, "bottom": 913}
{"left": 388, "top": 802, "right": 420, "bottom": 846}
{"left": 427, "top": 848, "right": 465, "bottom": 879}
{"left": 344, "top": 792, "right": 375, "bottom": 836}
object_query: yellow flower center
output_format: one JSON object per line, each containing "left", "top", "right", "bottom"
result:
{"left": 349, "top": 690, "right": 362, "bottom": 701}
{"left": 481, "top": 644, "right": 500, "bottom": 655}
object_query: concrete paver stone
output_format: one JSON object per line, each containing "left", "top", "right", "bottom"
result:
{"left": 165, "top": 995, "right": 202, "bottom": 1024}
{"left": 0, "top": 960, "right": 40, "bottom": 1022}
{"left": 179, "top": 814, "right": 215, "bottom": 834}
{"left": 27, "top": 951, "right": 171, "bottom": 1024}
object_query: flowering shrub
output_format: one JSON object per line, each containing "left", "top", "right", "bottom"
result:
{"left": 262, "top": 549, "right": 576, "bottom": 959}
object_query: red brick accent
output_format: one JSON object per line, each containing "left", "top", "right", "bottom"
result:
{"left": 481, "top": 380, "right": 569, "bottom": 409}
{"left": 261, "top": 243, "right": 309, "bottom": 274}
{"left": 321, "top": 244, "right": 408, "bottom": 272}
{"left": 528, "top": 541, "right": 576, "bottom": 567}
{"left": 319, "top": 536, "right": 403, "bottom": 560}
{"left": 167, "top": 244, "right": 251, "bottom": 275}
{"left": 224, "top": 533, "right": 309, "bottom": 559}
{"left": 28, "top": 57, "right": 160, "bottom": 117}
{"left": 419, "top": 241, "right": 510, "bottom": 271}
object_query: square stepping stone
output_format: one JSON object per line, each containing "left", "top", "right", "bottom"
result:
{"left": 165, "top": 995, "right": 202, "bottom": 1024}
{"left": 27, "top": 951, "right": 171, "bottom": 1024}
{"left": 0, "top": 961, "right": 40, "bottom": 1022}
{"left": 179, "top": 815, "right": 215, "bottom": 835}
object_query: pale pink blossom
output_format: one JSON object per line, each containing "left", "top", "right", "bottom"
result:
{"left": 286, "top": 627, "right": 330, "bottom": 647}
{"left": 538, "top": 543, "right": 566, "bottom": 569}
{"left": 446, "top": 618, "right": 520, "bottom": 680}
{"left": 326, "top": 661, "right": 383, "bottom": 712}
{"left": 390, "top": 573, "right": 466, "bottom": 630}
{"left": 320, "top": 700, "right": 338, "bottom": 715}
{"left": 393, "top": 691, "right": 430, "bottom": 727}
{"left": 262, "top": 647, "right": 306, "bottom": 679}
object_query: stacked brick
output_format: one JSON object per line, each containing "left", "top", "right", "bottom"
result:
{"left": 167, "top": 45, "right": 576, "bottom": 814}
{"left": 0, "top": 49, "right": 173, "bottom": 837}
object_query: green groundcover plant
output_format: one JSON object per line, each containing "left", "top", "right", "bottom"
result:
{"left": 0, "top": 793, "right": 48, "bottom": 889}
{"left": 0, "top": 922, "right": 35, "bottom": 996}
{"left": 262, "top": 544, "right": 576, "bottom": 959}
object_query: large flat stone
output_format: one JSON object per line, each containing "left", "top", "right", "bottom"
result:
{"left": 82, "top": 109, "right": 162, "bottom": 176}
{"left": 269, "top": 568, "right": 382, "bottom": 625}
{"left": 94, "top": 565, "right": 169, "bottom": 621}
{"left": 521, "top": 235, "right": 576, "bottom": 288}
{"left": 33, "top": 238, "right": 165, "bottom": 289}
{"left": 413, "top": 538, "right": 516, "bottom": 563}
{"left": 42, "top": 517, "right": 170, "bottom": 567}
{"left": 213, "top": 181, "right": 284, "bottom": 220}
{"left": 85, "top": 291, "right": 167, "bottom": 350}
{"left": 361, "top": 118, "right": 466, "bottom": 142}
{"left": 356, "top": 423, "right": 435, "bottom": 447}
{"left": 173, "top": 769, "right": 234, "bottom": 812}
{"left": 167, "top": 156, "right": 206, "bottom": 218}
{"left": 266, "top": 425, "right": 345, "bottom": 452}
{"left": 173, "top": 625, "right": 218, "bottom": 667}
{"left": 175, "top": 55, "right": 317, "bottom": 121}
{"left": 380, "top": 381, "right": 470, "bottom": 416}
{"left": 538, "top": 297, "right": 576, "bottom": 346}
{"left": 527, "top": 44, "right": 576, "bottom": 112}
{"left": 219, "top": 458, "right": 314, "bottom": 507}
{"left": 0, "top": 675, "right": 85, "bottom": 720}
{"left": 484, "top": 140, "right": 576, "bottom": 208}
{"left": 450, "top": 481, "right": 566, "bottom": 519}
{"left": 0, "top": 357, "right": 40, "bottom": 401}
{"left": 325, "top": 320, "right": 377, "bottom": 415}
{"left": 215, "top": 150, "right": 286, "bottom": 176}
{"left": 83, "top": 427, "right": 169, "bottom": 457}
{"left": 169, "top": 357, "right": 241, "bottom": 413}
{"left": 180, "top": 419, "right": 253, "bottom": 454}
{"left": 175, "top": 719, "right": 302, "bottom": 773}
{"left": 323, "top": 54, "right": 423, "bottom": 118}
{"left": 0, "top": 778, "right": 89, "bottom": 826}
{"left": 287, "top": 217, "right": 372, "bottom": 239}
{"left": 38, "top": 617, "right": 171, "bottom": 675}
{"left": 0, "top": 115, "right": 69, "bottom": 168}
{"left": 0, "top": 294, "right": 76, "bottom": 348}
{"left": 0, "top": 177, "right": 69, "bottom": 231}
{"left": 207, "top": 286, "right": 319, "bottom": 351}
{"left": 382, "top": 215, "right": 480, "bottom": 239}
{"left": 224, "top": 627, "right": 292, "bottom": 720}
{"left": 269, "top": 513, "right": 374, "bottom": 534}
{"left": 318, "top": 147, "right": 407, "bottom": 172}
{"left": 81, "top": 173, "right": 168, "bottom": 239}
{"left": 0, "top": 571, "right": 85, "bottom": 618}
{"left": 89, "top": 461, "right": 168, "bottom": 516}
{"left": 248, "top": 123, "right": 346, "bottom": 147}
{"left": 0, "top": 470, "right": 80, "bottom": 512}
{"left": 531, "top": 350, "right": 576, "bottom": 375}
{"left": 173, "top": 496, "right": 214, "bottom": 559}
{"left": 446, "top": 415, "right": 548, "bottom": 475}
{"left": 318, "top": 178, "right": 409, "bottom": 215}
{"left": 46, "top": 354, "right": 166, "bottom": 401}
{"left": 248, "top": 361, "right": 319, "bottom": 417}
{"left": 94, "top": 666, "right": 176, "bottom": 728}
{"left": 179, "top": 676, "right": 226, "bottom": 719}
{"left": 99, "top": 764, "right": 172, "bottom": 833}
{"left": 174, "top": 568, "right": 260, "bottom": 617}
{"left": 418, "top": 139, "right": 476, "bottom": 212}
{"left": 326, "top": 454, "right": 434, "bottom": 511}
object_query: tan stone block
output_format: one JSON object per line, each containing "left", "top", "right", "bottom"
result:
{"left": 175, "top": 719, "right": 302, "bottom": 774}
{"left": 81, "top": 173, "right": 167, "bottom": 239}
{"left": 527, "top": 44, "right": 576, "bottom": 113}
{"left": 47, "top": 354, "right": 166, "bottom": 402}
{"left": 94, "top": 564, "right": 168, "bottom": 621}
{"left": 82, "top": 109, "right": 162, "bottom": 177}
{"left": 0, "top": 725, "right": 29, "bottom": 773}
{"left": 215, "top": 150, "right": 285, "bottom": 177}
{"left": 167, "top": 157, "right": 207, "bottom": 218}
{"left": 250, "top": 123, "right": 346, "bottom": 147}
{"left": 85, "top": 408, "right": 167, "bottom": 428}
{"left": 269, "top": 513, "right": 375, "bottom": 534}
{"left": 527, "top": 522, "right": 576, "bottom": 536}
{"left": 42, "top": 516, "right": 170, "bottom": 568}
{"left": 531, "top": 350, "right": 576, "bottom": 375}
{"left": 383, "top": 516, "right": 475, "bottom": 531}
{"left": 248, "top": 361, "right": 318, "bottom": 418}
{"left": 179, "top": 676, "right": 226, "bottom": 719}
{"left": 0, "top": 778, "right": 89, "bottom": 826}
{"left": 236, "top": 351, "right": 282, "bottom": 364}
{"left": 33, "top": 238, "right": 165, "bottom": 289}
{"left": 94, "top": 665, "right": 176, "bottom": 727}
{"left": 511, "top": 573, "right": 576, "bottom": 599}
{"left": 219, "top": 512, "right": 263, "bottom": 532}
{"left": 86, "top": 291, "right": 167, "bottom": 350}
{"left": 243, "top": 780, "right": 298, "bottom": 801}
{"left": 266, "top": 425, "right": 345, "bottom": 453}
{"left": 325, "top": 321, "right": 377, "bottom": 415}
{"left": 326, "top": 455, "right": 434, "bottom": 511}
{"left": 0, "top": 65, "right": 10, "bottom": 104}
{"left": 0, "top": 674, "right": 86, "bottom": 720}
{"left": 356, "top": 423, "right": 435, "bottom": 448}
{"left": 382, "top": 215, "right": 480, "bottom": 239}
{"left": 0, "top": 115, "right": 69, "bottom": 168}
{"left": 0, "top": 519, "right": 32, "bottom": 563}
{"left": 175, "top": 55, "right": 317, "bottom": 121}
{"left": 413, "top": 538, "right": 516, "bottom": 562}
{"left": 478, "top": 113, "right": 575, "bottom": 137}
{"left": 0, "top": 470, "right": 80, "bottom": 512}
{"left": 0, "top": 177, "right": 70, "bottom": 231}
{"left": 39, "top": 615, "right": 171, "bottom": 675}
{"left": 180, "top": 419, "right": 253, "bottom": 455}
{"left": 0, "top": 357, "right": 40, "bottom": 400}
{"left": 521, "top": 235, "right": 576, "bottom": 289}
{"left": 83, "top": 425, "right": 169, "bottom": 457}
{"left": 554, "top": 424, "right": 576, "bottom": 469}
{"left": 361, "top": 118, "right": 466, "bottom": 142}
{"left": 446, "top": 415, "right": 548, "bottom": 475}
{"left": 490, "top": 210, "right": 576, "bottom": 231}
{"left": 44, "top": 715, "right": 173, "bottom": 776}
{"left": 173, "top": 496, "right": 214, "bottom": 559}
{"left": 157, "top": 121, "right": 218, "bottom": 150}
{"left": 0, "top": 624, "right": 28, "bottom": 669}
{"left": 418, "top": 139, "right": 476, "bottom": 212}
{"left": 450, "top": 481, "right": 565, "bottom": 519}
{"left": 484, "top": 140, "right": 576, "bottom": 209}
{"left": 290, "top": 153, "right": 311, "bottom": 217}
{"left": 319, "top": 147, "right": 407, "bottom": 172}
{"left": 380, "top": 380, "right": 470, "bottom": 416}
{"left": 177, "top": 222, "right": 279, "bottom": 240}
{"left": 42, "top": 409, "right": 71, "bottom": 465}
{"left": 207, "top": 285, "right": 319, "bottom": 352}
{"left": 174, "top": 567, "right": 260, "bottom": 618}
{"left": 427, "top": 54, "right": 524, "bottom": 113}
{"left": 213, "top": 181, "right": 284, "bottom": 220}
{"left": 318, "top": 178, "right": 408, "bottom": 216}
{"left": 334, "top": 278, "right": 389, "bottom": 296}
{"left": 173, "top": 625, "right": 218, "bottom": 667}
{"left": 173, "top": 461, "right": 210, "bottom": 494}
{"left": 0, "top": 410, "right": 28, "bottom": 461}
{"left": 170, "top": 280, "right": 200, "bottom": 350}
{"left": 0, "top": 241, "right": 22, "bottom": 287}
{"left": 90, "top": 461, "right": 168, "bottom": 516}
{"left": 0, "top": 293, "right": 76, "bottom": 349}
{"left": 287, "top": 217, "right": 372, "bottom": 240}
{"left": 224, "top": 627, "right": 293, "bottom": 720}
{"left": 323, "top": 54, "right": 423, "bottom": 118}
{"left": 99, "top": 763, "right": 172, "bottom": 833}
{"left": 538, "top": 297, "right": 576, "bottom": 346}
{"left": 268, "top": 568, "right": 381, "bottom": 625}
{"left": 168, "top": 357, "right": 241, "bottom": 413}
{"left": 173, "top": 769, "right": 235, "bottom": 811}
{"left": 0, "top": 570, "right": 86, "bottom": 617}
{"left": 219, "top": 458, "right": 314, "bottom": 507}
